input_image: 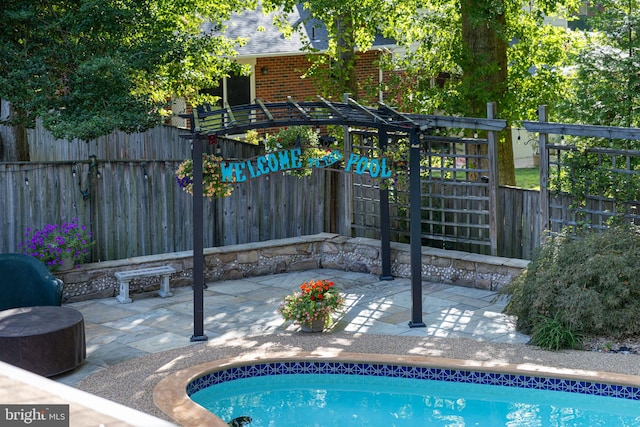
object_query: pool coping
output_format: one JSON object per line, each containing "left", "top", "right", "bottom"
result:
{"left": 152, "top": 352, "right": 640, "bottom": 427}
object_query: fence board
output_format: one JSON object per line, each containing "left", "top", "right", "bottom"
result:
{"left": 27, "top": 122, "right": 192, "bottom": 161}
{"left": 2, "top": 161, "right": 546, "bottom": 261}
{"left": 498, "top": 187, "right": 541, "bottom": 259}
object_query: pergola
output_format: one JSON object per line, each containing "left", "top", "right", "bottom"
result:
{"left": 182, "top": 95, "right": 506, "bottom": 341}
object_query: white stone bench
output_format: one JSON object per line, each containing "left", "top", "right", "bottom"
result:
{"left": 114, "top": 266, "right": 176, "bottom": 303}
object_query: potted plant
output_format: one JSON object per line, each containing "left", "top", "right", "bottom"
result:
{"left": 175, "top": 154, "right": 234, "bottom": 198}
{"left": 20, "top": 218, "right": 94, "bottom": 272}
{"left": 531, "top": 140, "right": 540, "bottom": 167}
{"left": 264, "top": 126, "right": 329, "bottom": 177}
{"left": 277, "top": 279, "right": 345, "bottom": 332}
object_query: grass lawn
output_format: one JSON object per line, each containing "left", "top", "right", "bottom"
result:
{"left": 515, "top": 168, "right": 540, "bottom": 190}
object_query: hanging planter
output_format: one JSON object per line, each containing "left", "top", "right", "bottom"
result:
{"left": 264, "top": 126, "right": 333, "bottom": 177}
{"left": 175, "top": 154, "right": 234, "bottom": 198}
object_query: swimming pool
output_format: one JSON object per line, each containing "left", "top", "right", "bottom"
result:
{"left": 153, "top": 353, "right": 640, "bottom": 427}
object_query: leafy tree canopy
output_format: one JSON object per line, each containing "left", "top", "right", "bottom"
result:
{"left": 557, "top": 0, "right": 640, "bottom": 128}
{"left": 0, "top": 0, "right": 254, "bottom": 140}
{"left": 263, "top": 1, "right": 582, "bottom": 185}
{"left": 379, "top": 0, "right": 580, "bottom": 123}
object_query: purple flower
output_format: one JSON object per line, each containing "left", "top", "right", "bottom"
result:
{"left": 19, "top": 218, "right": 94, "bottom": 272}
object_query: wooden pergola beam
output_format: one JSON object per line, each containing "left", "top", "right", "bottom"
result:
{"left": 287, "top": 96, "right": 311, "bottom": 119}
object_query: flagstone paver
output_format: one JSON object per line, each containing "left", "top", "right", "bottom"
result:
{"left": 56, "top": 268, "right": 529, "bottom": 386}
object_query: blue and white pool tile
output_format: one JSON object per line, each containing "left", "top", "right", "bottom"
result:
{"left": 186, "top": 361, "right": 640, "bottom": 402}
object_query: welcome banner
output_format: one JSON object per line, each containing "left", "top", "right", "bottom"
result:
{"left": 220, "top": 148, "right": 394, "bottom": 183}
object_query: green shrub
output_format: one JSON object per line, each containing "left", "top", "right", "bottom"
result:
{"left": 501, "top": 225, "right": 640, "bottom": 341}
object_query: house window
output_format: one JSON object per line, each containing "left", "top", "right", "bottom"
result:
{"left": 198, "top": 73, "right": 252, "bottom": 132}
{"left": 201, "top": 73, "right": 251, "bottom": 108}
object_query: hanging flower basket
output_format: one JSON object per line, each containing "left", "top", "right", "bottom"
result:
{"left": 175, "top": 154, "right": 234, "bottom": 198}
{"left": 264, "top": 126, "right": 333, "bottom": 177}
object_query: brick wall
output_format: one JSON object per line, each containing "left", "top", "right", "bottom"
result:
{"left": 255, "top": 51, "right": 384, "bottom": 103}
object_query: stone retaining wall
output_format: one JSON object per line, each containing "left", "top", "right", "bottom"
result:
{"left": 57, "top": 233, "right": 529, "bottom": 303}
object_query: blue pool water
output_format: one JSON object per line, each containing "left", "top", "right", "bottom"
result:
{"left": 188, "top": 362, "right": 640, "bottom": 427}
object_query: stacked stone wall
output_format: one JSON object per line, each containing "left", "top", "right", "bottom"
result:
{"left": 57, "top": 233, "right": 528, "bottom": 303}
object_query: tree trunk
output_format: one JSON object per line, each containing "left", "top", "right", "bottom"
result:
{"left": 499, "top": 126, "right": 516, "bottom": 185}
{"left": 335, "top": 11, "right": 359, "bottom": 99}
{"left": 0, "top": 100, "right": 30, "bottom": 161}
{"left": 460, "top": 0, "right": 515, "bottom": 185}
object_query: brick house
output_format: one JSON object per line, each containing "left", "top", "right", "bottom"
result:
{"left": 197, "top": 4, "right": 398, "bottom": 109}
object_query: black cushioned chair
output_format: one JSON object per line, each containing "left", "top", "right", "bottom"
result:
{"left": 0, "top": 253, "right": 63, "bottom": 311}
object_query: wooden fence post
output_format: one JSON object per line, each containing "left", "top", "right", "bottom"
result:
{"left": 338, "top": 93, "right": 354, "bottom": 236}
{"left": 538, "top": 105, "right": 549, "bottom": 242}
{"left": 88, "top": 155, "right": 100, "bottom": 262}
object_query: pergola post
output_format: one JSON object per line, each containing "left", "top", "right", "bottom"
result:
{"left": 191, "top": 132, "right": 207, "bottom": 342}
{"left": 408, "top": 127, "right": 425, "bottom": 328}
{"left": 378, "top": 127, "right": 393, "bottom": 280}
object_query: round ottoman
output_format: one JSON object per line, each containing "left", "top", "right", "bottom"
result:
{"left": 0, "top": 306, "right": 86, "bottom": 377}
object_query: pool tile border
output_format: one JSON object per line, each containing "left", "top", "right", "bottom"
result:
{"left": 186, "top": 360, "right": 640, "bottom": 401}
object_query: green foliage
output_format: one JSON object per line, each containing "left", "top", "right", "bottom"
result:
{"left": 254, "top": 0, "right": 581, "bottom": 183}
{"left": 381, "top": 0, "right": 578, "bottom": 123}
{"left": 0, "top": 0, "right": 253, "bottom": 140}
{"left": 531, "top": 315, "right": 584, "bottom": 351}
{"left": 557, "top": 0, "right": 640, "bottom": 127}
{"left": 264, "top": 126, "right": 319, "bottom": 152}
{"left": 262, "top": 0, "right": 391, "bottom": 99}
{"left": 244, "top": 130, "right": 261, "bottom": 145}
{"left": 501, "top": 226, "right": 640, "bottom": 340}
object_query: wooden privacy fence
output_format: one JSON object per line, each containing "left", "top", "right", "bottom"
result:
{"left": 1, "top": 157, "right": 542, "bottom": 261}
{"left": 26, "top": 121, "right": 250, "bottom": 162}
{"left": 499, "top": 187, "right": 541, "bottom": 259}
{"left": 1, "top": 160, "right": 328, "bottom": 261}
{"left": 6, "top": 106, "right": 640, "bottom": 262}
{"left": 4, "top": 104, "right": 541, "bottom": 261}
{"left": 27, "top": 122, "right": 190, "bottom": 161}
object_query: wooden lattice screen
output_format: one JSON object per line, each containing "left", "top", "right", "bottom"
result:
{"left": 524, "top": 105, "right": 640, "bottom": 238}
{"left": 351, "top": 131, "right": 494, "bottom": 255}
{"left": 547, "top": 144, "right": 640, "bottom": 234}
